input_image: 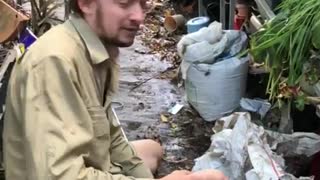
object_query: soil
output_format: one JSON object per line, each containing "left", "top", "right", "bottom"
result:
{"left": 116, "top": 39, "right": 215, "bottom": 178}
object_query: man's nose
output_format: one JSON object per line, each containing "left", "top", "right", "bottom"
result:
{"left": 129, "top": 4, "right": 145, "bottom": 24}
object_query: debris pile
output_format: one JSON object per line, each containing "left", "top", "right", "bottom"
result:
{"left": 193, "top": 112, "right": 320, "bottom": 180}
{"left": 139, "top": 0, "right": 183, "bottom": 68}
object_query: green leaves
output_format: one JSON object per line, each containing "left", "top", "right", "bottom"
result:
{"left": 312, "top": 18, "right": 320, "bottom": 49}
{"left": 250, "top": 0, "right": 320, "bottom": 109}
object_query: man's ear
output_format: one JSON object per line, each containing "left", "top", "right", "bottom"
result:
{"left": 77, "top": 0, "right": 97, "bottom": 15}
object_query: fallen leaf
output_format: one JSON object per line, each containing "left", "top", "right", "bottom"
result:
{"left": 160, "top": 114, "right": 169, "bottom": 123}
{"left": 171, "top": 123, "right": 177, "bottom": 128}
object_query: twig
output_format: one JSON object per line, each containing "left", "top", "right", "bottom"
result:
{"left": 129, "top": 77, "right": 154, "bottom": 92}
{"left": 129, "top": 68, "right": 173, "bottom": 92}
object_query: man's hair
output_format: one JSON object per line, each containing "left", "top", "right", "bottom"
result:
{"left": 69, "top": 0, "right": 82, "bottom": 15}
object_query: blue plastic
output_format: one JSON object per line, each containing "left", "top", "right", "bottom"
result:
{"left": 19, "top": 28, "right": 37, "bottom": 49}
{"left": 186, "top": 16, "right": 210, "bottom": 33}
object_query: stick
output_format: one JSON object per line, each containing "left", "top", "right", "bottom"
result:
{"left": 129, "top": 68, "right": 173, "bottom": 92}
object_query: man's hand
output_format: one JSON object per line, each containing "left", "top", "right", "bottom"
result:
{"left": 159, "top": 169, "right": 227, "bottom": 180}
{"left": 159, "top": 170, "right": 191, "bottom": 180}
{"left": 189, "top": 169, "right": 227, "bottom": 180}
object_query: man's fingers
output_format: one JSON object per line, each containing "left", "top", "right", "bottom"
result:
{"left": 189, "top": 169, "right": 228, "bottom": 180}
{"left": 171, "top": 170, "right": 192, "bottom": 175}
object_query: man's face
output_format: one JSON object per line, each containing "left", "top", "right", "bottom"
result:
{"left": 82, "top": 0, "right": 147, "bottom": 47}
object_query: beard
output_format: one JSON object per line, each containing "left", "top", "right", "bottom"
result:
{"left": 95, "top": 5, "right": 135, "bottom": 47}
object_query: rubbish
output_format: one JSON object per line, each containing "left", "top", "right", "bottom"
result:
{"left": 139, "top": 0, "right": 180, "bottom": 67}
{"left": 0, "top": 0, "right": 29, "bottom": 43}
{"left": 193, "top": 112, "right": 319, "bottom": 180}
{"left": 168, "top": 103, "right": 184, "bottom": 115}
{"left": 19, "top": 28, "right": 37, "bottom": 49}
{"left": 171, "top": 123, "right": 178, "bottom": 129}
{"left": 178, "top": 22, "right": 249, "bottom": 121}
{"left": 164, "top": 14, "right": 186, "bottom": 33}
{"left": 240, "top": 98, "right": 271, "bottom": 118}
{"left": 185, "top": 53, "right": 248, "bottom": 122}
{"left": 180, "top": 24, "right": 248, "bottom": 65}
{"left": 177, "top": 21, "right": 223, "bottom": 59}
{"left": 161, "top": 114, "right": 169, "bottom": 123}
{"left": 266, "top": 131, "right": 320, "bottom": 157}
{"left": 186, "top": 16, "right": 210, "bottom": 33}
{"left": 246, "top": 143, "right": 286, "bottom": 180}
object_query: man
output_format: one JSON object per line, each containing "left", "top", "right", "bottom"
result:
{"left": 3, "top": 0, "right": 227, "bottom": 179}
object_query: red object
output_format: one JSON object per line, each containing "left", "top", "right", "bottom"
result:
{"left": 234, "top": 15, "right": 246, "bottom": 30}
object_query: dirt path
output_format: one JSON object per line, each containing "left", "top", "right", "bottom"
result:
{"left": 116, "top": 39, "right": 215, "bottom": 178}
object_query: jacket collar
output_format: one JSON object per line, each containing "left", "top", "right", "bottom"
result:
{"left": 69, "top": 14, "right": 109, "bottom": 64}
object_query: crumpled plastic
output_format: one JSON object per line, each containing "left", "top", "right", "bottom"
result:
{"left": 240, "top": 98, "right": 271, "bottom": 118}
{"left": 177, "top": 21, "right": 248, "bottom": 80}
{"left": 193, "top": 112, "right": 319, "bottom": 180}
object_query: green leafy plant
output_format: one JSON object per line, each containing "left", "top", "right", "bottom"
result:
{"left": 250, "top": 0, "right": 320, "bottom": 109}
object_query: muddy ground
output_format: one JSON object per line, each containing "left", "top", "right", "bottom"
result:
{"left": 115, "top": 38, "right": 215, "bottom": 178}
{"left": 115, "top": 38, "right": 320, "bottom": 178}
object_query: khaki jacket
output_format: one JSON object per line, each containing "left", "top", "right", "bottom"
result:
{"left": 3, "top": 14, "right": 154, "bottom": 180}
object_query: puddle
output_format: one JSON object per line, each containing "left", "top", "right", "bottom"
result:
{"left": 115, "top": 39, "right": 181, "bottom": 123}
{"left": 116, "top": 39, "right": 215, "bottom": 178}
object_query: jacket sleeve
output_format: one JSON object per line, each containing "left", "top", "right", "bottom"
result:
{"left": 108, "top": 110, "right": 154, "bottom": 178}
{"left": 23, "top": 56, "right": 154, "bottom": 180}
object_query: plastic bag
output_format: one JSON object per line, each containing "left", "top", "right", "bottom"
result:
{"left": 186, "top": 56, "right": 249, "bottom": 121}
{"left": 178, "top": 22, "right": 249, "bottom": 121}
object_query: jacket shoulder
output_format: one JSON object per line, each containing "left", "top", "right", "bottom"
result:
{"left": 20, "top": 23, "right": 87, "bottom": 68}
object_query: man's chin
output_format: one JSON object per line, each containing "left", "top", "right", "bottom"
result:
{"left": 116, "top": 39, "right": 135, "bottom": 47}
{"left": 101, "top": 37, "right": 135, "bottom": 47}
